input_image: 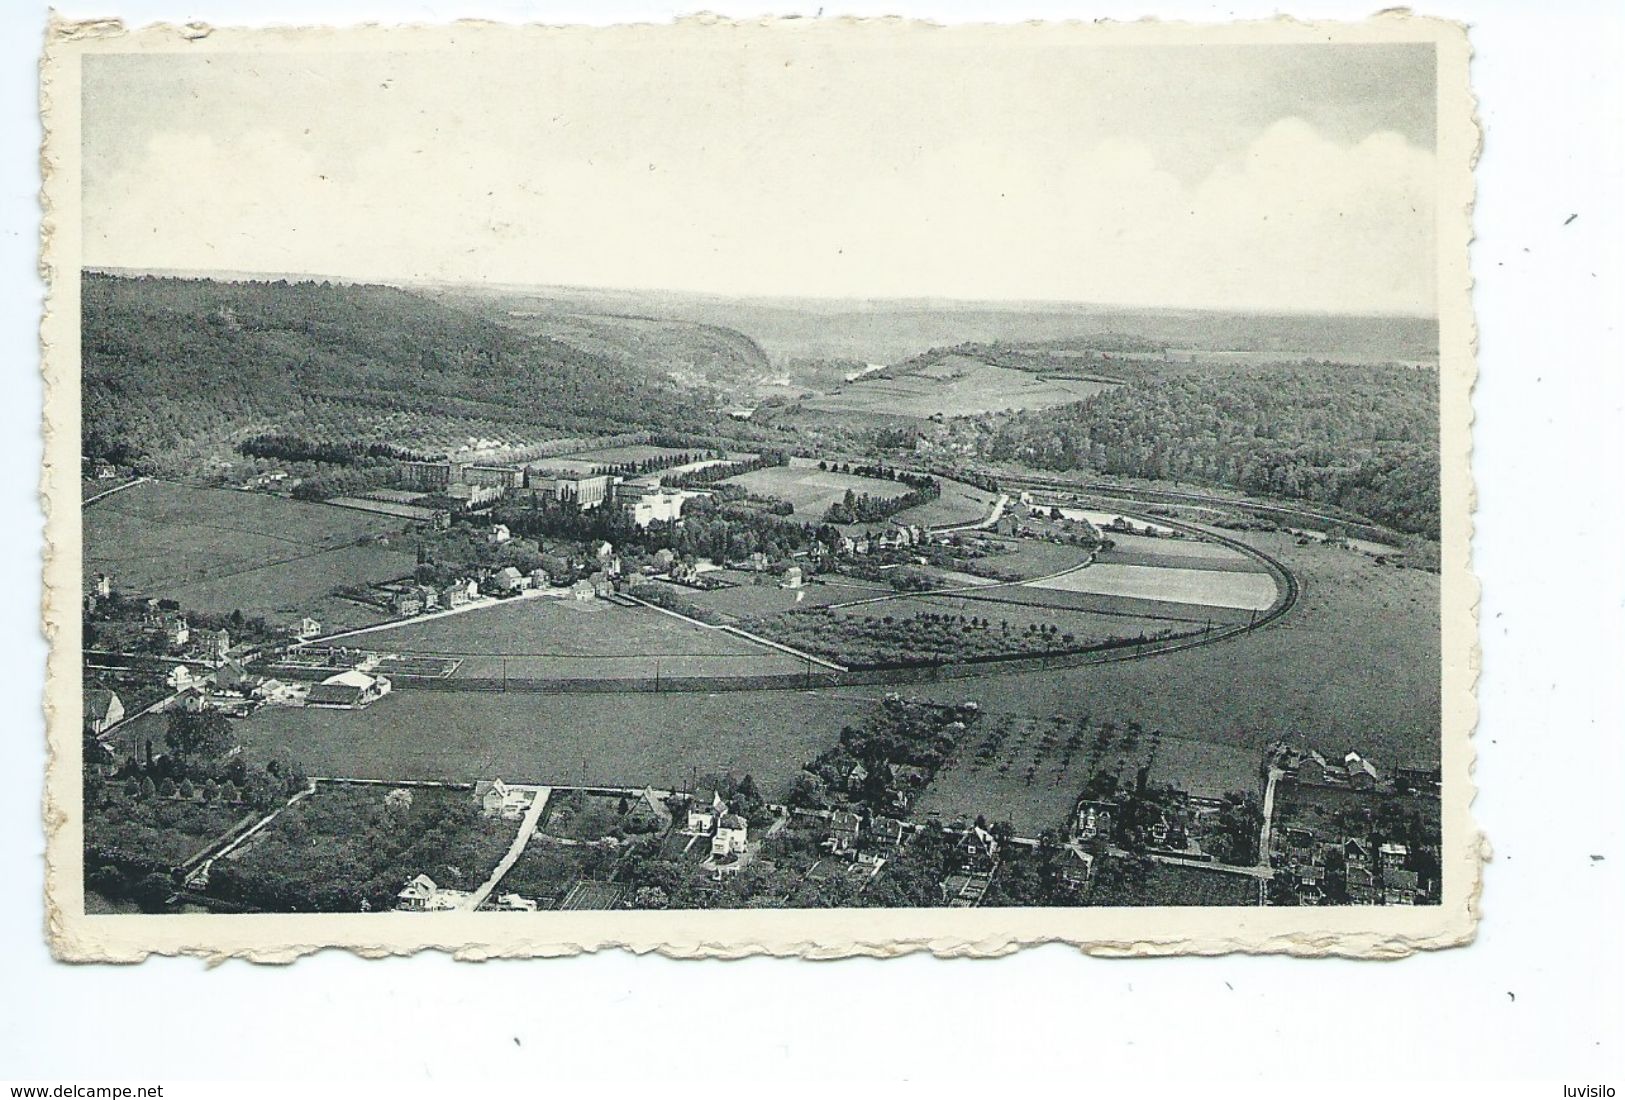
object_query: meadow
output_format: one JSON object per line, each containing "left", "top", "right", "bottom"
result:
{"left": 890, "top": 477, "right": 998, "bottom": 529}
{"left": 355, "top": 595, "right": 802, "bottom": 680}
{"left": 84, "top": 480, "right": 412, "bottom": 628}
{"left": 801, "top": 356, "right": 1116, "bottom": 419}
{"left": 233, "top": 689, "right": 872, "bottom": 796}
{"left": 720, "top": 465, "right": 910, "bottom": 517}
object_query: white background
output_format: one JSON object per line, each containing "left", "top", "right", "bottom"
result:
{"left": 2, "top": 0, "right": 1620, "bottom": 1088}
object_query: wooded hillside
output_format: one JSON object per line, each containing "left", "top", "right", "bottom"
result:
{"left": 81, "top": 273, "right": 710, "bottom": 472}
{"left": 975, "top": 361, "right": 1440, "bottom": 538}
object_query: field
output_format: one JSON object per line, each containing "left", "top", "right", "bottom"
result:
{"left": 1025, "top": 562, "right": 1279, "bottom": 611}
{"left": 230, "top": 689, "right": 873, "bottom": 796}
{"left": 895, "top": 531, "right": 1443, "bottom": 771}
{"left": 661, "top": 574, "right": 885, "bottom": 620}
{"left": 1093, "top": 532, "right": 1263, "bottom": 573}
{"left": 84, "top": 480, "right": 413, "bottom": 628}
{"left": 800, "top": 356, "right": 1117, "bottom": 419}
{"left": 201, "top": 521, "right": 1436, "bottom": 830}
{"left": 890, "top": 477, "right": 998, "bottom": 529}
{"left": 966, "top": 536, "right": 1094, "bottom": 580}
{"left": 721, "top": 465, "right": 910, "bottom": 517}
{"left": 919, "top": 582, "right": 1254, "bottom": 626}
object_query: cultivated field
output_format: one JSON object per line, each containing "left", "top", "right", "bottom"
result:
{"left": 800, "top": 356, "right": 1116, "bottom": 419}
{"left": 1026, "top": 562, "right": 1279, "bottom": 611}
{"left": 84, "top": 480, "right": 413, "bottom": 628}
{"left": 1094, "top": 531, "right": 1263, "bottom": 573}
{"left": 720, "top": 465, "right": 910, "bottom": 517}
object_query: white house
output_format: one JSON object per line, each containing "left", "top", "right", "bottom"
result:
{"left": 687, "top": 791, "right": 726, "bottom": 834}
{"left": 711, "top": 813, "right": 749, "bottom": 857}
{"left": 397, "top": 874, "right": 438, "bottom": 911}
{"left": 488, "top": 523, "right": 512, "bottom": 544}
{"left": 474, "top": 778, "right": 531, "bottom": 821}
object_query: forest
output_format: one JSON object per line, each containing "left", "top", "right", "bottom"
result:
{"left": 80, "top": 273, "right": 711, "bottom": 474}
{"left": 972, "top": 361, "right": 1441, "bottom": 538}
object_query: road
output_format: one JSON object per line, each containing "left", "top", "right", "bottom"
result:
{"left": 82, "top": 475, "right": 151, "bottom": 508}
{"left": 462, "top": 786, "right": 550, "bottom": 911}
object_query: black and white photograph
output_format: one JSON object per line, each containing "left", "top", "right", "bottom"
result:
{"left": 43, "top": 14, "right": 1479, "bottom": 960}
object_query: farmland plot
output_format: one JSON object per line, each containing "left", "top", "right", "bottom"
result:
{"left": 83, "top": 479, "right": 414, "bottom": 627}
{"left": 1026, "top": 563, "right": 1278, "bottom": 611}
{"left": 721, "top": 466, "right": 910, "bottom": 517}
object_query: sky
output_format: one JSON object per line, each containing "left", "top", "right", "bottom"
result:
{"left": 81, "top": 32, "right": 1439, "bottom": 315}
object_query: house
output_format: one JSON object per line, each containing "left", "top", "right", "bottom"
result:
{"left": 297, "top": 616, "right": 322, "bottom": 640}
{"left": 957, "top": 825, "right": 999, "bottom": 869}
{"left": 1379, "top": 842, "right": 1410, "bottom": 872}
{"left": 711, "top": 813, "right": 749, "bottom": 858}
{"left": 306, "top": 669, "right": 390, "bottom": 709}
{"left": 441, "top": 582, "right": 469, "bottom": 609}
{"left": 1058, "top": 845, "right": 1095, "bottom": 891}
{"left": 161, "top": 616, "right": 190, "bottom": 649}
{"left": 488, "top": 566, "right": 526, "bottom": 595}
{"left": 780, "top": 565, "right": 803, "bottom": 590}
{"left": 84, "top": 688, "right": 124, "bottom": 734}
{"left": 844, "top": 761, "right": 870, "bottom": 793}
{"left": 166, "top": 665, "right": 195, "bottom": 691}
{"left": 397, "top": 874, "right": 439, "bottom": 911}
{"left": 488, "top": 523, "right": 512, "bottom": 545}
{"left": 1345, "top": 861, "right": 1378, "bottom": 905}
{"left": 824, "top": 810, "right": 863, "bottom": 855}
{"left": 625, "top": 787, "right": 673, "bottom": 833}
{"left": 1343, "top": 751, "right": 1379, "bottom": 788}
{"left": 746, "top": 551, "right": 769, "bottom": 572}
{"left": 495, "top": 893, "right": 537, "bottom": 912}
{"left": 588, "top": 571, "right": 614, "bottom": 598}
{"left": 687, "top": 791, "right": 727, "bottom": 834}
{"left": 215, "top": 659, "right": 255, "bottom": 692}
{"left": 623, "top": 489, "right": 687, "bottom": 528}
{"left": 528, "top": 567, "right": 551, "bottom": 590}
{"left": 1075, "top": 800, "right": 1114, "bottom": 842}
{"left": 390, "top": 590, "right": 424, "bottom": 616}
{"left": 867, "top": 815, "right": 909, "bottom": 848}
{"left": 414, "top": 584, "right": 440, "bottom": 611}
{"left": 569, "top": 579, "right": 596, "bottom": 601}
{"left": 195, "top": 628, "right": 231, "bottom": 663}
{"left": 473, "top": 778, "right": 531, "bottom": 821}
{"left": 93, "top": 462, "right": 117, "bottom": 480}
{"left": 91, "top": 573, "right": 113, "bottom": 599}
{"left": 1381, "top": 866, "right": 1419, "bottom": 906}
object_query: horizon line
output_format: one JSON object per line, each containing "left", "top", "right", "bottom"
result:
{"left": 81, "top": 265, "right": 1443, "bottom": 323}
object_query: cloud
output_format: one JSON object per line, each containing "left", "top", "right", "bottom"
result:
{"left": 86, "top": 114, "right": 1436, "bottom": 315}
